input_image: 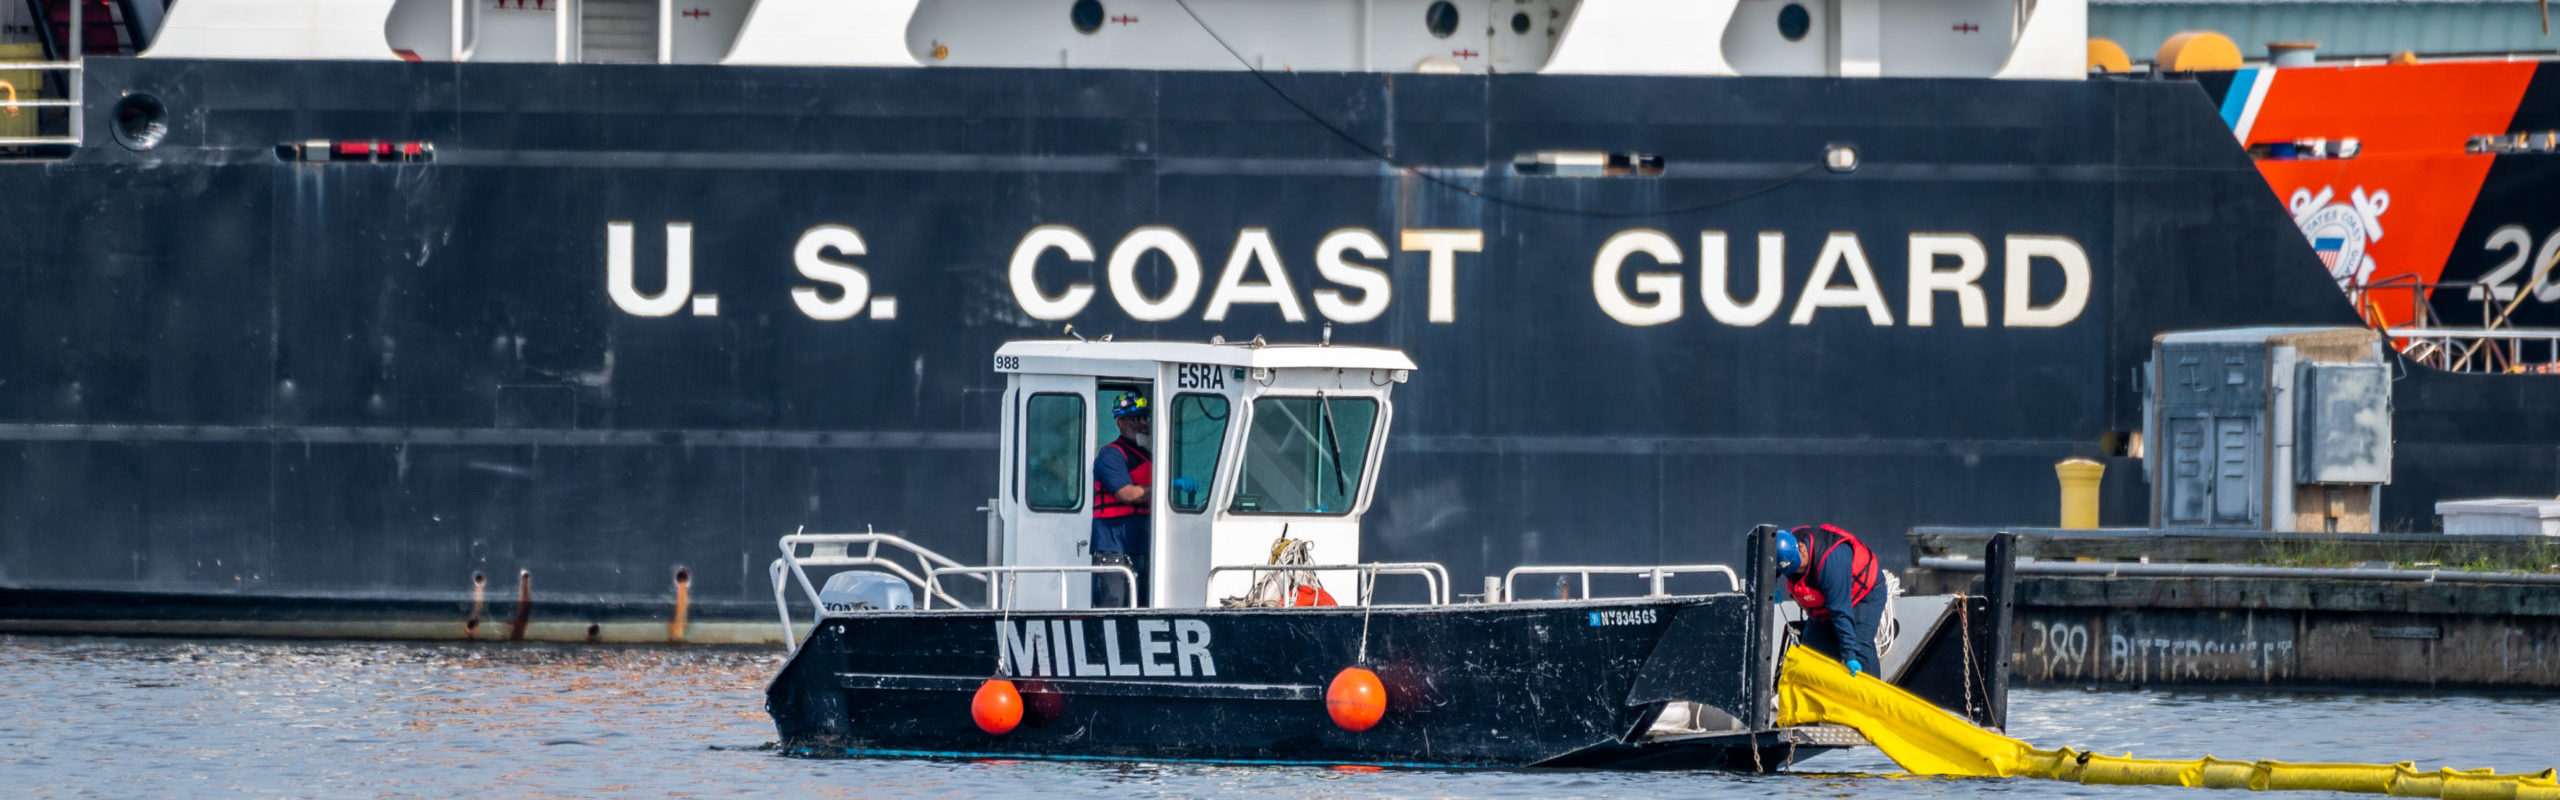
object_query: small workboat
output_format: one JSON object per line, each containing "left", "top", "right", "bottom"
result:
{"left": 763, "top": 339, "right": 2015, "bottom": 769}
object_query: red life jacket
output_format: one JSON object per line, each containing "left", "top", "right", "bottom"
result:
{"left": 1785, "top": 524, "right": 1879, "bottom": 619}
{"left": 1093, "top": 438, "right": 1153, "bottom": 519}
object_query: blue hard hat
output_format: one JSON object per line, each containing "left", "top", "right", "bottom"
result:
{"left": 1112, "top": 394, "right": 1150, "bottom": 418}
{"left": 1774, "top": 527, "right": 1804, "bottom": 577}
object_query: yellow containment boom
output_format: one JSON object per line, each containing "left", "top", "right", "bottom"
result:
{"left": 1774, "top": 645, "right": 2560, "bottom": 798}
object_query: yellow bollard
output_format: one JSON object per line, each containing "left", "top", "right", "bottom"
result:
{"left": 2056, "top": 458, "right": 2104, "bottom": 529}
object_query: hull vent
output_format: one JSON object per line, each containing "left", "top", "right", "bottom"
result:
{"left": 581, "top": 0, "right": 659, "bottom": 63}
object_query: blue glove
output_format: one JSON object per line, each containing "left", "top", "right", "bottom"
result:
{"left": 1171, "top": 477, "right": 1200, "bottom": 495}
{"left": 1846, "top": 659, "right": 1865, "bottom": 678}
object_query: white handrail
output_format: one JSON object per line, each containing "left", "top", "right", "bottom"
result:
{"left": 1206, "top": 562, "right": 1451, "bottom": 606}
{"left": 929, "top": 565, "right": 1140, "bottom": 610}
{"left": 2386, "top": 327, "right": 2560, "bottom": 340}
{"left": 2385, "top": 327, "right": 2560, "bottom": 374}
{"left": 1502, "top": 564, "right": 1740, "bottom": 602}
{"left": 0, "top": 57, "right": 82, "bottom": 148}
{"left": 768, "top": 558, "right": 799, "bottom": 650}
{"left": 769, "top": 529, "right": 991, "bottom": 646}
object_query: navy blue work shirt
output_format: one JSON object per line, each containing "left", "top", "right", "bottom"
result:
{"left": 1090, "top": 438, "right": 1149, "bottom": 556}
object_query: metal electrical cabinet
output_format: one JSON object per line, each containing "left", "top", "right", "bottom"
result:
{"left": 2154, "top": 341, "right": 2267, "bottom": 526}
{"left": 2295, "top": 361, "right": 2392, "bottom": 485}
{"left": 2147, "top": 328, "right": 2390, "bottom": 532}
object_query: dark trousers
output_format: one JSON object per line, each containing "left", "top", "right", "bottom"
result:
{"left": 1091, "top": 551, "right": 1148, "bottom": 608}
{"left": 1800, "top": 590, "right": 1889, "bottom": 669}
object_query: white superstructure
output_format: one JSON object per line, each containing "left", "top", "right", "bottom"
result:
{"left": 989, "top": 339, "right": 1414, "bottom": 609}
{"left": 124, "top": 0, "right": 2084, "bottom": 78}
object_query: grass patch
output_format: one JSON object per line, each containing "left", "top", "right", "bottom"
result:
{"left": 2240, "top": 537, "right": 2560, "bottom": 573}
{"left": 2250, "top": 537, "right": 2354, "bottom": 568}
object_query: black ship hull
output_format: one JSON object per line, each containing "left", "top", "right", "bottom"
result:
{"left": 1, "top": 58, "right": 2550, "bottom": 634}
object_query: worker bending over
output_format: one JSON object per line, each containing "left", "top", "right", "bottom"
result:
{"left": 1776, "top": 523, "right": 1896, "bottom": 677}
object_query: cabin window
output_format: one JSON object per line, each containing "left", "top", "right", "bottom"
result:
{"left": 1024, "top": 393, "right": 1086, "bottom": 512}
{"left": 1168, "top": 394, "right": 1230, "bottom": 514}
{"left": 1231, "top": 396, "right": 1378, "bottom": 516}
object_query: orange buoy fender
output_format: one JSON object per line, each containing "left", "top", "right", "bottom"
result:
{"left": 1326, "top": 667, "right": 1387, "bottom": 732}
{"left": 973, "top": 678, "right": 1023, "bottom": 734}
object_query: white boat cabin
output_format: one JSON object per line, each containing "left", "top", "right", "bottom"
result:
{"left": 990, "top": 338, "right": 1414, "bottom": 609}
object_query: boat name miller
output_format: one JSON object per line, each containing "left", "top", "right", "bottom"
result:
{"left": 997, "top": 618, "right": 1217, "bottom": 679}
{"left": 605, "top": 222, "right": 2091, "bottom": 328}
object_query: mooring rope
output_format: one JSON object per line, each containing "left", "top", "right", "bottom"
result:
{"left": 994, "top": 571, "right": 1017, "bottom": 675}
{"left": 1355, "top": 568, "right": 1379, "bottom": 664}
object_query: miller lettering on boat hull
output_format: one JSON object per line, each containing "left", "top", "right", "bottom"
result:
{"left": 998, "top": 618, "right": 1216, "bottom": 678}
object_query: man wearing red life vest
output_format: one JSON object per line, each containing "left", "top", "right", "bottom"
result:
{"left": 1776, "top": 523, "right": 1887, "bottom": 677}
{"left": 1092, "top": 394, "right": 1194, "bottom": 608}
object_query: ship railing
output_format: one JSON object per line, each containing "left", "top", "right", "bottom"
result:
{"left": 2384, "top": 327, "right": 2560, "bottom": 374}
{"left": 1205, "top": 562, "right": 1452, "bottom": 606}
{"left": 769, "top": 528, "right": 988, "bottom": 647}
{"left": 2343, "top": 274, "right": 2448, "bottom": 331}
{"left": 0, "top": 7, "right": 84, "bottom": 150}
{"left": 1501, "top": 564, "right": 1741, "bottom": 603}
{"left": 928, "top": 565, "right": 1140, "bottom": 611}
{"left": 2342, "top": 276, "right": 2534, "bottom": 334}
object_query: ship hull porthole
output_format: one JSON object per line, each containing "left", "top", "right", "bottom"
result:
{"left": 1777, "top": 4, "right": 1811, "bottom": 41}
{"left": 111, "top": 93, "right": 168, "bottom": 151}
{"left": 1071, "top": 0, "right": 1104, "bottom": 34}
{"left": 1425, "top": 1, "right": 1458, "bottom": 38}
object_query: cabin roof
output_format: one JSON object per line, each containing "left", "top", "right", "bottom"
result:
{"left": 994, "top": 340, "right": 1418, "bottom": 371}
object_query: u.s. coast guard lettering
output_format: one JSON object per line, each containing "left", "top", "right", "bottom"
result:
{"left": 604, "top": 221, "right": 2090, "bottom": 328}
{"left": 997, "top": 618, "right": 1217, "bottom": 679}
{"left": 1588, "top": 230, "right": 2091, "bottom": 328}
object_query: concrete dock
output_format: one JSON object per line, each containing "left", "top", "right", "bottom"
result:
{"left": 1906, "top": 528, "right": 2560, "bottom": 693}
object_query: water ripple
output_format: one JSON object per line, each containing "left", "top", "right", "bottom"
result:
{"left": 2, "top": 635, "right": 2553, "bottom": 799}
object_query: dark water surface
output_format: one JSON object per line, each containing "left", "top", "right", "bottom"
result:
{"left": 5, "top": 636, "right": 2555, "bottom": 798}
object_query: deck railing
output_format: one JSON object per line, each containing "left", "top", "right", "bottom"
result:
{"left": 768, "top": 529, "right": 989, "bottom": 647}
{"left": 0, "top": 7, "right": 82, "bottom": 150}
{"left": 2386, "top": 327, "right": 2560, "bottom": 374}
{"left": 929, "top": 565, "right": 1140, "bottom": 611}
{"left": 1205, "top": 562, "right": 1452, "bottom": 606}
{"left": 1502, "top": 564, "right": 1740, "bottom": 602}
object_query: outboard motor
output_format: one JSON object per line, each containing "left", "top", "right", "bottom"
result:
{"left": 818, "top": 571, "right": 915, "bottom": 613}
